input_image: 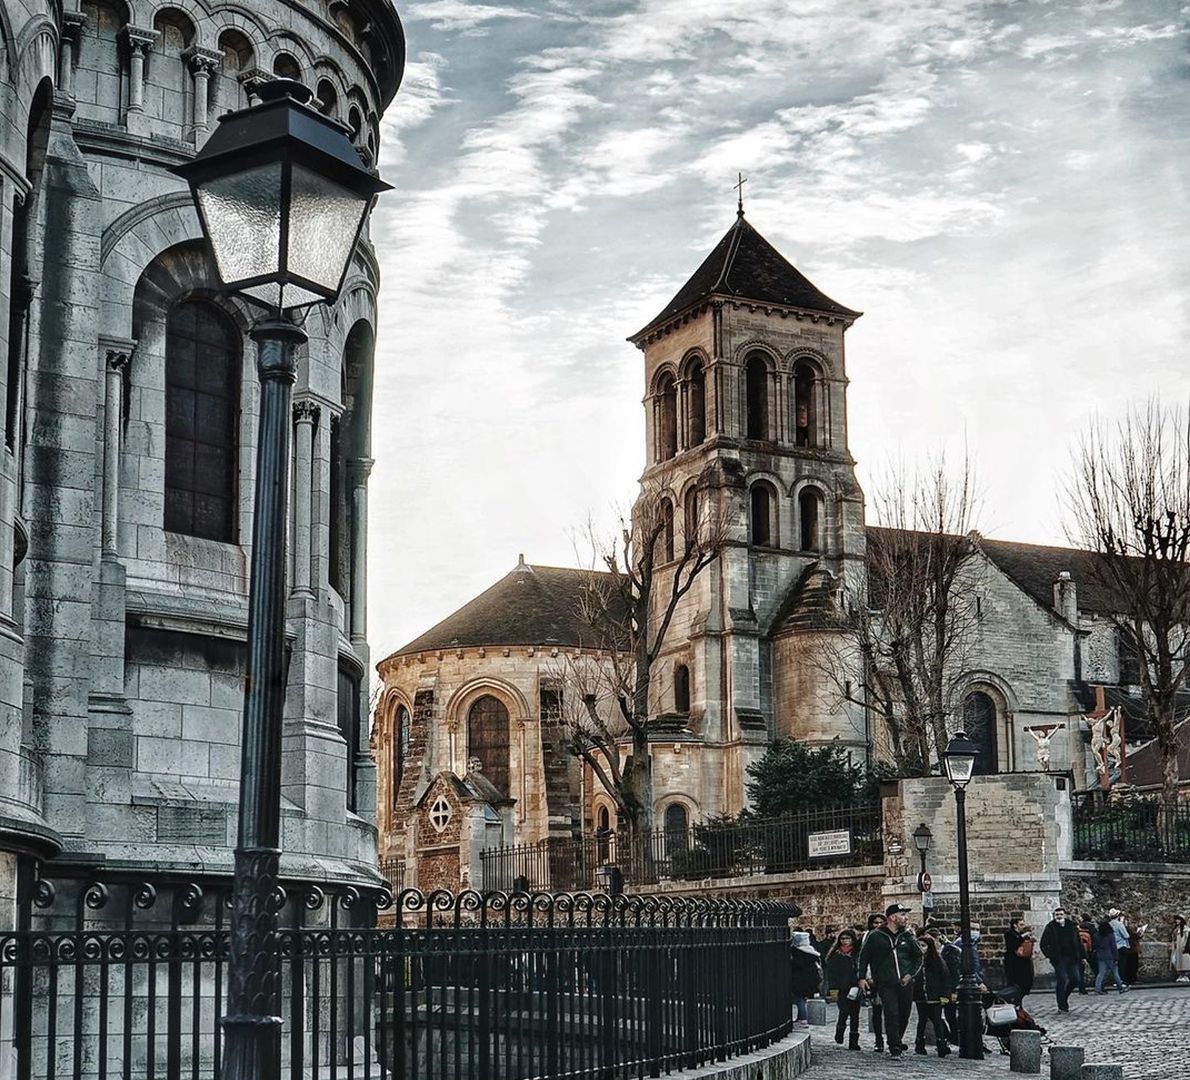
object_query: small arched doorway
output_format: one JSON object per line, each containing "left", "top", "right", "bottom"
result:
{"left": 962, "top": 691, "right": 999, "bottom": 776}
{"left": 663, "top": 802, "right": 689, "bottom": 856}
{"left": 467, "top": 694, "right": 511, "bottom": 794}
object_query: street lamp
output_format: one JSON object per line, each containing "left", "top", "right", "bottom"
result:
{"left": 943, "top": 730, "right": 983, "bottom": 1061}
{"left": 172, "top": 79, "right": 390, "bottom": 1080}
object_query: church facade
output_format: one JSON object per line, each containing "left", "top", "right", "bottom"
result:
{"left": 374, "top": 210, "right": 1159, "bottom": 891}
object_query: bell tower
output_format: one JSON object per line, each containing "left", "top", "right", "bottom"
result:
{"left": 629, "top": 209, "right": 867, "bottom": 818}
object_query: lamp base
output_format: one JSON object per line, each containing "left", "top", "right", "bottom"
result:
{"left": 221, "top": 1014, "right": 282, "bottom": 1080}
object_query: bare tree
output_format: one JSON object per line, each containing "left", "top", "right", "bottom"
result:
{"left": 815, "top": 454, "right": 979, "bottom": 775}
{"left": 551, "top": 477, "right": 723, "bottom": 840}
{"left": 1066, "top": 401, "right": 1190, "bottom": 815}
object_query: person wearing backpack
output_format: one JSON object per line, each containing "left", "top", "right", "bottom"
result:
{"left": 857, "top": 903, "right": 922, "bottom": 1060}
{"left": 1003, "top": 917, "right": 1036, "bottom": 1002}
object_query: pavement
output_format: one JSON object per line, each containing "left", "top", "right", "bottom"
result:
{"left": 805, "top": 986, "right": 1190, "bottom": 1079}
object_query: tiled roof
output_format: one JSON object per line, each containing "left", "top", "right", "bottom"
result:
{"left": 630, "top": 212, "right": 860, "bottom": 342}
{"left": 387, "top": 558, "right": 617, "bottom": 658}
{"left": 1123, "top": 715, "right": 1190, "bottom": 787}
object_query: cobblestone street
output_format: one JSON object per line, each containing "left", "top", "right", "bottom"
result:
{"left": 808, "top": 987, "right": 1190, "bottom": 1079}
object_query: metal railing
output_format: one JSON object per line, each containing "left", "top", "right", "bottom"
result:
{"left": 480, "top": 804, "right": 883, "bottom": 892}
{"left": 1072, "top": 793, "right": 1190, "bottom": 862}
{"left": 380, "top": 853, "right": 408, "bottom": 891}
{"left": 2, "top": 875, "right": 796, "bottom": 1080}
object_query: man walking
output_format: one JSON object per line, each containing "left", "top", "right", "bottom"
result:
{"left": 858, "top": 903, "right": 923, "bottom": 1059}
{"left": 1040, "top": 907, "right": 1082, "bottom": 1012}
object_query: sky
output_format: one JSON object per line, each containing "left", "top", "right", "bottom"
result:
{"left": 364, "top": 0, "right": 1190, "bottom": 663}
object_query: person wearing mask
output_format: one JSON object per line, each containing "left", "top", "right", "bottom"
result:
{"left": 1039, "top": 907, "right": 1082, "bottom": 1012}
{"left": 790, "top": 930, "right": 823, "bottom": 1025}
{"left": 1003, "top": 917, "right": 1036, "bottom": 1002}
{"left": 857, "top": 904, "right": 922, "bottom": 1060}
{"left": 1170, "top": 915, "right": 1190, "bottom": 984}
{"left": 824, "top": 929, "right": 862, "bottom": 1050}
{"left": 861, "top": 913, "right": 887, "bottom": 1052}
{"left": 912, "top": 930, "right": 953, "bottom": 1057}
{"left": 1094, "top": 918, "right": 1127, "bottom": 993}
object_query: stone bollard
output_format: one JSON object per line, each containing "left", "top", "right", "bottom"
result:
{"left": 1010, "top": 1029, "right": 1042, "bottom": 1073}
{"left": 1050, "top": 1046, "right": 1085, "bottom": 1080}
{"left": 1080, "top": 1066, "right": 1124, "bottom": 1080}
{"left": 806, "top": 997, "right": 828, "bottom": 1025}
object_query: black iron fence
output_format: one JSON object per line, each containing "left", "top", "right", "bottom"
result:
{"left": 3, "top": 874, "right": 796, "bottom": 1080}
{"left": 1072, "top": 792, "right": 1190, "bottom": 862}
{"left": 480, "top": 804, "right": 882, "bottom": 892}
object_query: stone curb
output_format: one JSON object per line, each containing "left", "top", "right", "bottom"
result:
{"left": 672, "top": 1032, "right": 812, "bottom": 1080}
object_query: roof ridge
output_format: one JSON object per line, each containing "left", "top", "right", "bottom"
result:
{"left": 712, "top": 215, "right": 747, "bottom": 294}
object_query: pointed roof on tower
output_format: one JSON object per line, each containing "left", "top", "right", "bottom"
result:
{"left": 630, "top": 211, "right": 860, "bottom": 345}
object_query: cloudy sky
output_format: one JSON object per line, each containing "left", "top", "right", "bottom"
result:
{"left": 365, "top": 0, "right": 1189, "bottom": 661}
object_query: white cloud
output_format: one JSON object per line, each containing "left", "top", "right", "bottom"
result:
{"left": 407, "top": 1, "right": 535, "bottom": 33}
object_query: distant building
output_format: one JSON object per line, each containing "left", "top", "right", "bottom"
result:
{"left": 375, "top": 212, "right": 1187, "bottom": 891}
{"left": 0, "top": 0, "right": 404, "bottom": 917}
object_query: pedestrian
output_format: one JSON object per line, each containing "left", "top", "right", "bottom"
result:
{"left": 1003, "top": 917, "right": 1036, "bottom": 1002}
{"left": 1078, "top": 913, "right": 1097, "bottom": 990}
{"left": 1171, "top": 915, "right": 1190, "bottom": 984}
{"left": 862, "top": 912, "right": 887, "bottom": 1052}
{"left": 790, "top": 930, "right": 823, "bottom": 1025}
{"left": 857, "top": 903, "right": 922, "bottom": 1060}
{"left": 1124, "top": 920, "right": 1145, "bottom": 985}
{"left": 1108, "top": 908, "right": 1134, "bottom": 984}
{"left": 824, "top": 929, "right": 862, "bottom": 1050}
{"left": 1039, "top": 907, "right": 1082, "bottom": 1012}
{"left": 1094, "top": 918, "right": 1127, "bottom": 993}
{"left": 913, "top": 930, "right": 952, "bottom": 1057}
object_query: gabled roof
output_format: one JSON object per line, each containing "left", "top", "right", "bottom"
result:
{"left": 630, "top": 212, "right": 860, "bottom": 343}
{"left": 974, "top": 536, "right": 1129, "bottom": 618}
{"left": 386, "top": 557, "right": 616, "bottom": 659}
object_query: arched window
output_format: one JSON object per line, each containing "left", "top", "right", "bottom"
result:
{"left": 798, "top": 488, "right": 822, "bottom": 552}
{"left": 686, "top": 359, "right": 706, "bottom": 446}
{"left": 745, "top": 353, "right": 769, "bottom": 440}
{"left": 164, "top": 301, "right": 240, "bottom": 541}
{"left": 5, "top": 80, "right": 52, "bottom": 449}
{"left": 658, "top": 498, "right": 675, "bottom": 563}
{"left": 337, "top": 664, "right": 360, "bottom": 810}
{"left": 596, "top": 805, "right": 612, "bottom": 860}
{"left": 683, "top": 486, "right": 699, "bottom": 546}
{"left": 467, "top": 694, "right": 511, "bottom": 795}
{"left": 674, "top": 664, "right": 690, "bottom": 713}
{"left": 273, "top": 52, "right": 302, "bottom": 81}
{"left": 962, "top": 691, "right": 999, "bottom": 776}
{"left": 347, "top": 105, "right": 363, "bottom": 142}
{"left": 663, "top": 803, "right": 689, "bottom": 855}
{"left": 316, "top": 79, "right": 339, "bottom": 116}
{"left": 750, "top": 482, "right": 775, "bottom": 547}
{"left": 656, "top": 372, "right": 677, "bottom": 461}
{"left": 793, "top": 362, "right": 818, "bottom": 448}
{"left": 392, "top": 704, "right": 411, "bottom": 805}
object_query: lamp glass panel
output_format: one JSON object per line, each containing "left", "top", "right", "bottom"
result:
{"left": 195, "top": 163, "right": 283, "bottom": 286}
{"left": 285, "top": 163, "right": 369, "bottom": 292}
{"left": 945, "top": 751, "right": 976, "bottom": 785}
{"left": 243, "top": 281, "right": 324, "bottom": 311}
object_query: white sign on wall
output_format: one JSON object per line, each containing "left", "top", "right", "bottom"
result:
{"left": 808, "top": 829, "right": 852, "bottom": 859}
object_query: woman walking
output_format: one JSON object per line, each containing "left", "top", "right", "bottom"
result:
{"left": 1170, "top": 915, "right": 1190, "bottom": 984}
{"left": 1094, "top": 918, "right": 1127, "bottom": 993}
{"left": 825, "top": 929, "right": 862, "bottom": 1050}
{"left": 913, "top": 930, "right": 952, "bottom": 1058}
{"left": 1003, "top": 917, "right": 1036, "bottom": 1002}
{"left": 790, "top": 931, "right": 823, "bottom": 1025}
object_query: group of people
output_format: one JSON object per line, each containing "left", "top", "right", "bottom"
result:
{"left": 789, "top": 902, "right": 1190, "bottom": 1061}
{"left": 791, "top": 902, "right": 980, "bottom": 1059}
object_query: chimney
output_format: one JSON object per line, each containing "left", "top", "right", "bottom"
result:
{"left": 1053, "top": 570, "right": 1078, "bottom": 624}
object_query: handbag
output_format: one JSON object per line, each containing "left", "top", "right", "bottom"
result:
{"left": 986, "top": 1003, "right": 1017, "bottom": 1027}
{"left": 1015, "top": 939, "right": 1035, "bottom": 959}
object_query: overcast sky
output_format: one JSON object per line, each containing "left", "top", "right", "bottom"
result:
{"left": 364, "top": 0, "right": 1189, "bottom": 663}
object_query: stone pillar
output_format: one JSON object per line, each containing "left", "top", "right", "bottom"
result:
{"left": 291, "top": 400, "right": 317, "bottom": 599}
{"left": 100, "top": 343, "right": 132, "bottom": 559}
{"left": 1010, "top": 1029, "right": 1041, "bottom": 1073}
{"left": 122, "top": 28, "right": 158, "bottom": 119}
{"left": 239, "top": 68, "right": 269, "bottom": 107}
{"left": 58, "top": 10, "right": 88, "bottom": 101}
{"left": 1080, "top": 1067, "right": 1122, "bottom": 1080}
{"left": 1050, "top": 1046, "right": 1085, "bottom": 1080}
{"left": 183, "top": 47, "right": 222, "bottom": 140}
{"left": 347, "top": 458, "right": 372, "bottom": 643}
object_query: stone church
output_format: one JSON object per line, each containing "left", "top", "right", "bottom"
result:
{"left": 0, "top": 0, "right": 403, "bottom": 927}
{"left": 375, "top": 206, "right": 1175, "bottom": 891}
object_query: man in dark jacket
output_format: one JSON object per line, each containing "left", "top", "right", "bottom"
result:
{"left": 857, "top": 903, "right": 923, "bottom": 1059}
{"left": 1039, "top": 907, "right": 1082, "bottom": 1012}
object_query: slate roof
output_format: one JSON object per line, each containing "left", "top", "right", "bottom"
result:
{"left": 388, "top": 558, "right": 617, "bottom": 658}
{"left": 630, "top": 212, "right": 860, "bottom": 342}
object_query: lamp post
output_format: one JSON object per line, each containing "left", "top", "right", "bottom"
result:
{"left": 943, "top": 731, "right": 983, "bottom": 1061}
{"left": 172, "top": 80, "right": 390, "bottom": 1080}
{"left": 912, "top": 822, "right": 933, "bottom": 909}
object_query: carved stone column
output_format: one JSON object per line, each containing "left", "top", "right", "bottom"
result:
{"left": 239, "top": 68, "right": 270, "bottom": 107}
{"left": 100, "top": 341, "right": 134, "bottom": 559}
{"left": 122, "top": 27, "right": 158, "bottom": 120}
{"left": 347, "top": 458, "right": 373, "bottom": 642}
{"left": 58, "top": 10, "right": 88, "bottom": 101}
{"left": 183, "top": 46, "right": 222, "bottom": 139}
{"left": 291, "top": 400, "right": 317, "bottom": 599}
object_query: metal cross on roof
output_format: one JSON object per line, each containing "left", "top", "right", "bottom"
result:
{"left": 735, "top": 172, "right": 748, "bottom": 215}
